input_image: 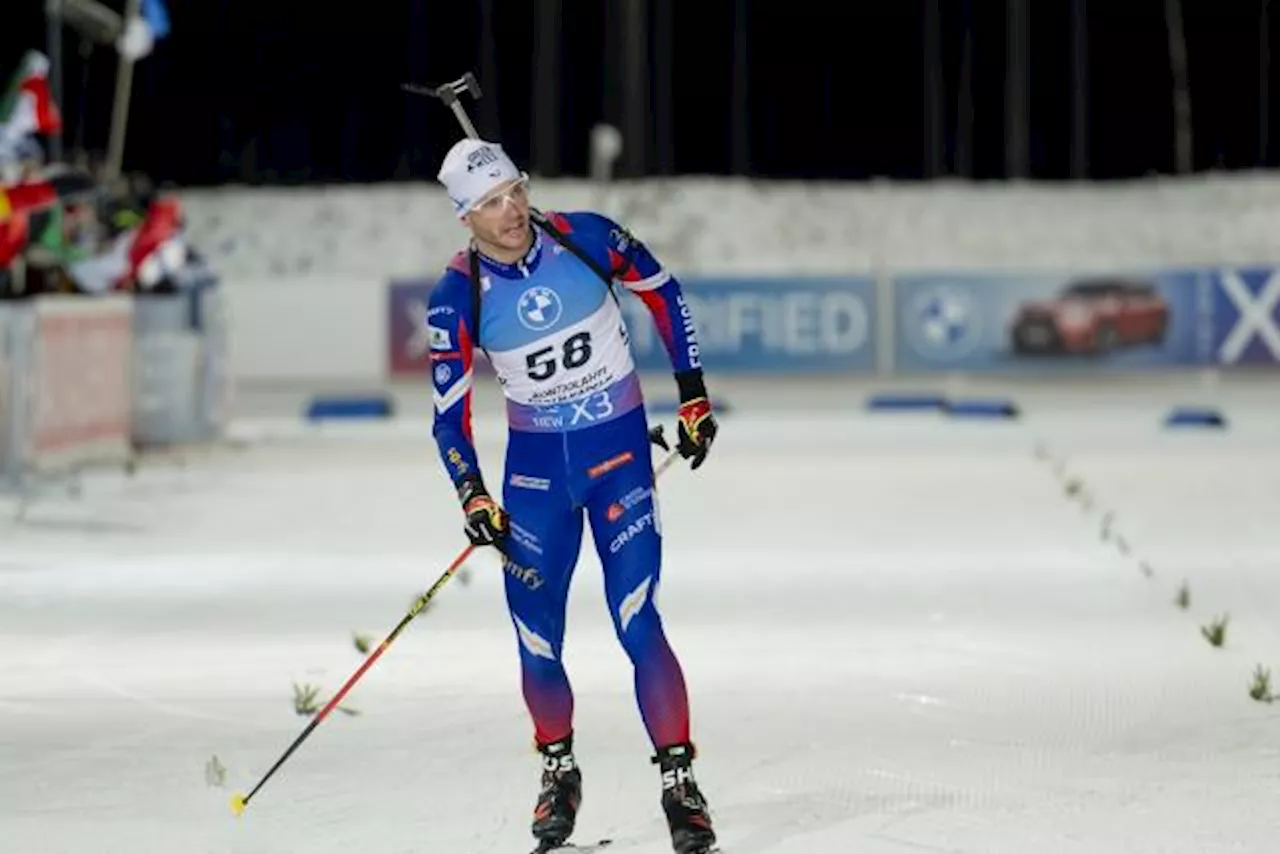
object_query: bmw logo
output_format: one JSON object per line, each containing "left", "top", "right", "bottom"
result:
{"left": 434, "top": 362, "right": 452, "bottom": 384}
{"left": 904, "top": 286, "right": 982, "bottom": 359}
{"left": 517, "top": 286, "right": 563, "bottom": 331}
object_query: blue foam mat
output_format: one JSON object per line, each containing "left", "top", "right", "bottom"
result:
{"left": 944, "top": 398, "right": 1020, "bottom": 419}
{"left": 1164, "top": 406, "right": 1226, "bottom": 428}
{"left": 866, "top": 393, "right": 947, "bottom": 411}
{"left": 305, "top": 395, "right": 395, "bottom": 420}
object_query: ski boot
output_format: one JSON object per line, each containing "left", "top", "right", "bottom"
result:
{"left": 653, "top": 742, "right": 716, "bottom": 854}
{"left": 532, "top": 734, "right": 582, "bottom": 850}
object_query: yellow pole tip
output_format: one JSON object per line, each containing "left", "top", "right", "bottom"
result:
{"left": 230, "top": 793, "right": 247, "bottom": 816}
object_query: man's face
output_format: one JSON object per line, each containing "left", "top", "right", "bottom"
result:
{"left": 464, "top": 178, "right": 531, "bottom": 252}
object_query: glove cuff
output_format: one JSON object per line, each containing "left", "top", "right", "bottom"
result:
{"left": 456, "top": 472, "right": 489, "bottom": 506}
{"left": 674, "top": 368, "right": 708, "bottom": 404}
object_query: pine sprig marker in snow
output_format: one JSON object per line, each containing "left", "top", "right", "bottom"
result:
{"left": 1174, "top": 582, "right": 1191, "bottom": 610}
{"left": 293, "top": 682, "right": 321, "bottom": 716}
{"left": 1200, "top": 614, "right": 1229, "bottom": 648}
{"left": 353, "top": 632, "right": 373, "bottom": 655}
{"left": 1248, "top": 664, "right": 1275, "bottom": 703}
{"left": 293, "top": 682, "right": 359, "bottom": 717}
{"left": 205, "top": 755, "right": 227, "bottom": 788}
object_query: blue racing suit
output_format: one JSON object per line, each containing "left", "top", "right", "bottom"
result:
{"left": 427, "top": 210, "right": 704, "bottom": 750}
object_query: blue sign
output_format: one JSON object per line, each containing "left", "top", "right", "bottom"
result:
{"left": 1210, "top": 267, "right": 1280, "bottom": 365}
{"left": 387, "top": 277, "right": 436, "bottom": 378}
{"left": 893, "top": 270, "right": 1211, "bottom": 372}
{"left": 618, "top": 276, "right": 877, "bottom": 372}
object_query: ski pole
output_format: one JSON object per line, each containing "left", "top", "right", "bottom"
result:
{"left": 232, "top": 441, "right": 682, "bottom": 817}
{"left": 231, "top": 543, "right": 474, "bottom": 816}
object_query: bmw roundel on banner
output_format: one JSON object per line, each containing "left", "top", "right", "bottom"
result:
{"left": 902, "top": 284, "right": 983, "bottom": 362}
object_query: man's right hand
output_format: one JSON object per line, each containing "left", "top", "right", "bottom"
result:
{"left": 457, "top": 474, "right": 508, "bottom": 547}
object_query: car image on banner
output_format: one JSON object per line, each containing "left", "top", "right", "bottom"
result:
{"left": 1009, "top": 277, "right": 1169, "bottom": 355}
{"left": 893, "top": 270, "right": 1212, "bottom": 372}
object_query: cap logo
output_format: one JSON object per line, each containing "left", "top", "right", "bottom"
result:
{"left": 466, "top": 146, "right": 500, "bottom": 173}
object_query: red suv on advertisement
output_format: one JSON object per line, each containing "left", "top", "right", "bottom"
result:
{"left": 1010, "top": 277, "right": 1169, "bottom": 355}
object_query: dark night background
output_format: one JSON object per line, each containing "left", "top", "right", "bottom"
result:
{"left": 2, "top": 1, "right": 1276, "bottom": 186}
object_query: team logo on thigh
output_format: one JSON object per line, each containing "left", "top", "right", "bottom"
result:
{"left": 606, "top": 486, "right": 651, "bottom": 523}
{"left": 609, "top": 492, "right": 660, "bottom": 554}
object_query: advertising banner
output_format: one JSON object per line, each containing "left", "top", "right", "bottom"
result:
{"left": 1209, "top": 267, "right": 1280, "bottom": 365}
{"left": 389, "top": 275, "right": 878, "bottom": 377}
{"left": 388, "top": 277, "right": 434, "bottom": 379}
{"left": 619, "top": 276, "right": 877, "bottom": 373}
{"left": 22, "top": 296, "right": 134, "bottom": 475}
{"left": 892, "top": 270, "right": 1211, "bottom": 372}
{"left": 388, "top": 277, "right": 480, "bottom": 379}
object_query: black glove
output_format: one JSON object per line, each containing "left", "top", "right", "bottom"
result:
{"left": 456, "top": 474, "right": 508, "bottom": 547}
{"left": 674, "top": 369, "right": 717, "bottom": 470}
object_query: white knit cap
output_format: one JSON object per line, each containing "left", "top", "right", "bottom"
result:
{"left": 436, "top": 138, "right": 527, "bottom": 217}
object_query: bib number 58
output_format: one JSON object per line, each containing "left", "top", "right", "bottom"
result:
{"left": 526, "top": 331, "right": 592, "bottom": 381}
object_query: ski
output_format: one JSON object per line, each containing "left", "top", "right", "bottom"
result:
{"left": 529, "top": 835, "right": 727, "bottom": 853}
{"left": 530, "top": 842, "right": 725, "bottom": 854}
{"left": 530, "top": 838, "right": 612, "bottom": 854}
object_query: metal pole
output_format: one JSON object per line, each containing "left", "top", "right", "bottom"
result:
{"left": 1260, "top": 0, "right": 1271, "bottom": 166}
{"left": 479, "top": 0, "right": 501, "bottom": 141}
{"left": 1005, "top": 0, "right": 1030, "bottom": 178}
{"left": 401, "top": 0, "right": 428, "bottom": 179}
{"left": 104, "top": 0, "right": 142, "bottom": 182}
{"left": 956, "top": 0, "right": 974, "bottom": 177}
{"left": 1070, "top": 0, "right": 1089, "bottom": 178}
{"left": 46, "top": 0, "right": 64, "bottom": 162}
{"left": 1164, "top": 0, "right": 1193, "bottom": 173}
{"left": 923, "top": 0, "right": 943, "bottom": 177}
{"left": 653, "top": 0, "right": 674, "bottom": 174}
{"left": 75, "top": 36, "right": 92, "bottom": 164}
{"left": 601, "top": 0, "right": 623, "bottom": 174}
{"left": 730, "top": 0, "right": 749, "bottom": 174}
{"left": 622, "top": 0, "right": 649, "bottom": 177}
{"left": 531, "top": 0, "right": 561, "bottom": 175}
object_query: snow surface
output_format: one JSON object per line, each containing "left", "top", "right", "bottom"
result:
{"left": 3, "top": 379, "right": 1280, "bottom": 853}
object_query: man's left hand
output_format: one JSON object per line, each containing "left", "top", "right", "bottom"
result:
{"left": 676, "top": 396, "right": 717, "bottom": 470}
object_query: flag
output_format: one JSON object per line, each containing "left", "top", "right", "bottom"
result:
{"left": 0, "top": 51, "right": 63, "bottom": 156}
{"left": 142, "top": 0, "right": 171, "bottom": 40}
{"left": 0, "top": 168, "right": 96, "bottom": 225}
{"left": 118, "top": 0, "right": 172, "bottom": 61}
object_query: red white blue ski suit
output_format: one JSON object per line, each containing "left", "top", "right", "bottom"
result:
{"left": 427, "top": 210, "right": 703, "bottom": 749}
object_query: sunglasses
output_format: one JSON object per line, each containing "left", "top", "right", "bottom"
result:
{"left": 471, "top": 177, "right": 530, "bottom": 214}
